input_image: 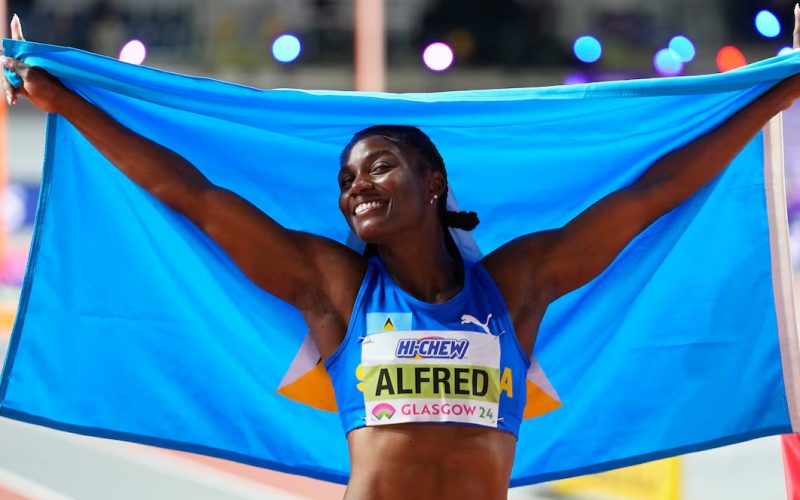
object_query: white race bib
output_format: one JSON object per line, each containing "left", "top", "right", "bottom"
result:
{"left": 361, "top": 330, "right": 501, "bottom": 427}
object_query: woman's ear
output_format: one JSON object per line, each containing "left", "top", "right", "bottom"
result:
{"left": 427, "top": 170, "right": 446, "bottom": 201}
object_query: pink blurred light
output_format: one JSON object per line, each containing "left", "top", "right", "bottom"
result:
{"left": 119, "top": 39, "right": 147, "bottom": 65}
{"left": 422, "top": 42, "right": 454, "bottom": 72}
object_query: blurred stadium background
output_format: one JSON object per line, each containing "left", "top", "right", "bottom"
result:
{"left": 1, "top": 0, "right": 799, "bottom": 498}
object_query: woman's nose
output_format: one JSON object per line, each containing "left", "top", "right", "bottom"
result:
{"left": 350, "top": 174, "right": 374, "bottom": 194}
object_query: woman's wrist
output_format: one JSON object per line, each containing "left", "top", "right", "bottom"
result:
{"left": 771, "top": 75, "right": 800, "bottom": 111}
{"left": 51, "top": 83, "right": 81, "bottom": 116}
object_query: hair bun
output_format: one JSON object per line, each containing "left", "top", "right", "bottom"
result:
{"left": 442, "top": 210, "right": 479, "bottom": 231}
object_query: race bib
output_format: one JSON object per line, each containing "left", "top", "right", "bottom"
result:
{"left": 361, "top": 330, "right": 501, "bottom": 427}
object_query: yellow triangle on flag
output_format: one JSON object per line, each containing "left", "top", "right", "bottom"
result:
{"left": 383, "top": 316, "right": 395, "bottom": 331}
{"left": 523, "top": 379, "right": 562, "bottom": 419}
{"left": 276, "top": 361, "right": 338, "bottom": 412}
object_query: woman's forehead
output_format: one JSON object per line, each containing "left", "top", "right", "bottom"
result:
{"left": 344, "top": 136, "right": 407, "bottom": 165}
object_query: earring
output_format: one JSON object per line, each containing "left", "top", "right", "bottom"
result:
{"left": 430, "top": 194, "right": 438, "bottom": 205}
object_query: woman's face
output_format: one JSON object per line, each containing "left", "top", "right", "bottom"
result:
{"left": 338, "top": 136, "right": 436, "bottom": 243}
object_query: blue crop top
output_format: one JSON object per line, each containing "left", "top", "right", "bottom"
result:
{"left": 324, "top": 257, "right": 531, "bottom": 437}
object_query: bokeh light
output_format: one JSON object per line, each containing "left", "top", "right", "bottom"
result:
{"left": 563, "top": 72, "right": 589, "bottom": 85}
{"left": 778, "top": 46, "right": 795, "bottom": 57}
{"left": 668, "top": 36, "right": 696, "bottom": 63}
{"left": 422, "top": 42, "right": 454, "bottom": 71}
{"left": 118, "top": 39, "right": 147, "bottom": 65}
{"left": 755, "top": 10, "right": 781, "bottom": 38}
{"left": 3, "top": 183, "right": 26, "bottom": 233}
{"left": 716, "top": 46, "right": 746, "bottom": 72}
{"left": 573, "top": 35, "right": 602, "bottom": 63}
{"left": 654, "top": 49, "right": 683, "bottom": 76}
{"left": 272, "top": 34, "right": 302, "bottom": 63}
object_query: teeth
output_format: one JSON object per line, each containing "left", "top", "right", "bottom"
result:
{"left": 354, "top": 201, "right": 386, "bottom": 215}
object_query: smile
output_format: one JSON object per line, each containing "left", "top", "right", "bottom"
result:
{"left": 354, "top": 200, "right": 388, "bottom": 215}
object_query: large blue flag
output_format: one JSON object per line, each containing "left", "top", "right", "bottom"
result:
{"left": 2, "top": 39, "right": 800, "bottom": 486}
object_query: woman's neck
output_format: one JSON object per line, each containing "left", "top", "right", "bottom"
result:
{"left": 376, "top": 230, "right": 463, "bottom": 303}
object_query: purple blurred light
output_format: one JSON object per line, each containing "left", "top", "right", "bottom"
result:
{"left": 564, "top": 72, "right": 589, "bottom": 85}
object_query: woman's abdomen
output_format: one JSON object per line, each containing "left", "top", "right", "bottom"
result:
{"left": 345, "top": 423, "right": 516, "bottom": 500}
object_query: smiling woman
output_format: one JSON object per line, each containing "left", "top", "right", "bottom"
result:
{"left": 338, "top": 125, "right": 478, "bottom": 261}
{"left": 5, "top": 7, "right": 800, "bottom": 499}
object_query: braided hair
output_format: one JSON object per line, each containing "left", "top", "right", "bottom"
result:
{"left": 341, "top": 125, "right": 479, "bottom": 231}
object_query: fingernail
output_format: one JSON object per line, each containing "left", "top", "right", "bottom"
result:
{"left": 0, "top": 55, "right": 6, "bottom": 65}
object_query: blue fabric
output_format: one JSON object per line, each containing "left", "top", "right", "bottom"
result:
{"left": 0, "top": 39, "right": 799, "bottom": 486}
{"left": 326, "top": 257, "right": 531, "bottom": 436}
{"left": 3, "top": 66, "right": 21, "bottom": 88}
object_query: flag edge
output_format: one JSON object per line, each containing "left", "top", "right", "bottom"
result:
{"left": 0, "top": 113, "right": 58, "bottom": 405}
{"left": 0, "top": 406, "right": 350, "bottom": 485}
{"left": 509, "top": 425, "right": 789, "bottom": 487}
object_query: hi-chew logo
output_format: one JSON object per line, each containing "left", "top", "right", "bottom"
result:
{"left": 395, "top": 336, "right": 469, "bottom": 359}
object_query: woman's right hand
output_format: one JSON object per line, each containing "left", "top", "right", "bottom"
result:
{"left": 1, "top": 14, "right": 68, "bottom": 113}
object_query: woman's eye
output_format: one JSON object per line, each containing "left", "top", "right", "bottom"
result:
{"left": 371, "top": 163, "right": 390, "bottom": 174}
{"left": 339, "top": 176, "right": 353, "bottom": 189}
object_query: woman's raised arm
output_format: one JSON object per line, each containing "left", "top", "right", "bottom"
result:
{"left": 484, "top": 6, "right": 800, "bottom": 350}
{"left": 1, "top": 15, "right": 365, "bottom": 357}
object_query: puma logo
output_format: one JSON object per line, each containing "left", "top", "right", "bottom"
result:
{"left": 460, "top": 313, "right": 493, "bottom": 335}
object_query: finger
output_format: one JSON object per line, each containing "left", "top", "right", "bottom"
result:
{"left": 10, "top": 14, "right": 25, "bottom": 41}
{"left": 1, "top": 76, "right": 12, "bottom": 105}
{"left": 794, "top": 4, "right": 800, "bottom": 49}
{"left": 1, "top": 76, "right": 20, "bottom": 106}
{"left": 0, "top": 56, "right": 28, "bottom": 103}
{"left": 0, "top": 70, "right": 20, "bottom": 105}
{"left": 1, "top": 55, "right": 28, "bottom": 77}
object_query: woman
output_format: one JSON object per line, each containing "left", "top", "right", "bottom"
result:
{"left": 4, "top": 10, "right": 800, "bottom": 499}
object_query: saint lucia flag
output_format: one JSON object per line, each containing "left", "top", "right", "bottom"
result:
{"left": 2, "top": 39, "right": 800, "bottom": 486}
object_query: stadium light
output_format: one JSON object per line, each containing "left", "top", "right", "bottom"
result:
{"left": 119, "top": 40, "right": 147, "bottom": 65}
{"left": 272, "top": 34, "right": 302, "bottom": 64}
{"left": 422, "top": 42, "right": 454, "bottom": 72}
{"left": 573, "top": 36, "right": 602, "bottom": 63}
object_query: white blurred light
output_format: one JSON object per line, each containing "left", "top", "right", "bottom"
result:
{"left": 3, "top": 183, "right": 26, "bottom": 233}
{"left": 119, "top": 39, "right": 147, "bottom": 65}
{"left": 422, "top": 42, "right": 454, "bottom": 71}
{"left": 778, "top": 46, "right": 795, "bottom": 57}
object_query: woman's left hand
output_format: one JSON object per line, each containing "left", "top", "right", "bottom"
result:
{"left": 1, "top": 14, "right": 68, "bottom": 112}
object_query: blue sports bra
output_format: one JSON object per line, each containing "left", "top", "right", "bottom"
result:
{"left": 325, "top": 257, "right": 534, "bottom": 436}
